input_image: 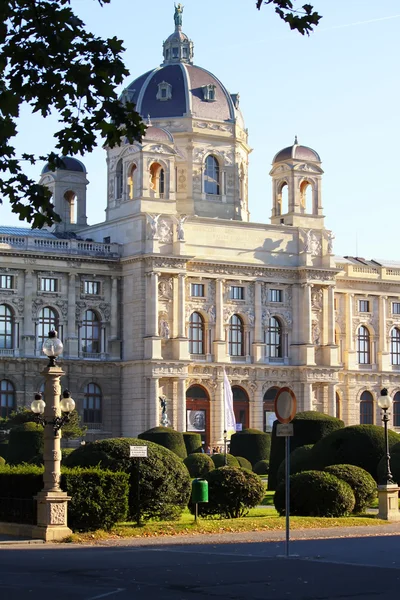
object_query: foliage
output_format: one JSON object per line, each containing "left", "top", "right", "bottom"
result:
{"left": 182, "top": 432, "right": 203, "bottom": 455}
{"left": 0, "top": 407, "right": 34, "bottom": 428}
{"left": 257, "top": 1, "right": 322, "bottom": 35}
{"left": 0, "top": 407, "right": 86, "bottom": 441}
{"left": 60, "top": 411, "right": 87, "bottom": 441}
{"left": 235, "top": 456, "right": 253, "bottom": 471}
{"left": 61, "top": 447, "right": 75, "bottom": 461}
{"left": 276, "top": 444, "right": 314, "bottom": 483}
{"left": 138, "top": 427, "right": 187, "bottom": 459}
{"left": 183, "top": 453, "right": 215, "bottom": 478}
{"left": 61, "top": 467, "right": 129, "bottom": 531}
{"left": 0, "top": 456, "right": 5, "bottom": 466}
{"left": 211, "top": 453, "right": 239, "bottom": 468}
{"left": 191, "top": 466, "right": 265, "bottom": 518}
{"left": 7, "top": 422, "right": 44, "bottom": 465}
{"left": 268, "top": 411, "right": 345, "bottom": 490}
{"left": 253, "top": 460, "right": 270, "bottom": 475}
{"left": 230, "top": 429, "right": 271, "bottom": 466}
{"left": 310, "top": 425, "right": 400, "bottom": 480}
{"left": 64, "top": 437, "right": 191, "bottom": 522}
{"left": 0, "top": 441, "right": 8, "bottom": 461}
{"left": 324, "top": 464, "right": 377, "bottom": 514}
{"left": 274, "top": 470, "right": 355, "bottom": 517}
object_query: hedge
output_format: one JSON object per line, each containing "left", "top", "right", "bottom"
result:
{"left": 183, "top": 432, "right": 203, "bottom": 455}
{"left": 0, "top": 440, "right": 8, "bottom": 461}
{"left": 235, "top": 456, "right": 252, "bottom": 471}
{"left": 183, "top": 453, "right": 215, "bottom": 478}
{"left": 229, "top": 429, "right": 271, "bottom": 467}
{"left": 190, "top": 466, "right": 265, "bottom": 518}
{"left": 324, "top": 464, "right": 376, "bottom": 513}
{"left": 64, "top": 437, "right": 191, "bottom": 521}
{"left": 138, "top": 427, "right": 187, "bottom": 459}
{"left": 253, "top": 459, "right": 269, "bottom": 475}
{"left": 268, "top": 412, "right": 344, "bottom": 490}
{"left": 276, "top": 444, "right": 315, "bottom": 483}
{"left": 274, "top": 470, "right": 355, "bottom": 517}
{"left": 211, "top": 453, "right": 239, "bottom": 468}
{"left": 7, "top": 422, "right": 44, "bottom": 465}
{"left": 310, "top": 425, "right": 400, "bottom": 480}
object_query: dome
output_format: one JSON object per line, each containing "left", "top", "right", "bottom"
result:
{"left": 41, "top": 156, "right": 86, "bottom": 174}
{"left": 273, "top": 137, "right": 321, "bottom": 164}
{"left": 143, "top": 125, "right": 174, "bottom": 143}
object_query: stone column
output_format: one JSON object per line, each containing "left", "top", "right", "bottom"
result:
{"left": 22, "top": 269, "right": 35, "bottom": 355}
{"left": 327, "top": 286, "right": 335, "bottom": 345}
{"left": 66, "top": 273, "right": 78, "bottom": 357}
{"left": 303, "top": 283, "right": 312, "bottom": 345}
{"left": 144, "top": 272, "right": 161, "bottom": 359}
{"left": 297, "top": 283, "right": 314, "bottom": 365}
{"left": 345, "top": 293, "right": 356, "bottom": 369}
{"left": 35, "top": 364, "right": 72, "bottom": 541}
{"left": 177, "top": 274, "right": 186, "bottom": 338}
{"left": 214, "top": 279, "right": 227, "bottom": 361}
{"left": 110, "top": 277, "right": 118, "bottom": 339}
{"left": 212, "top": 378, "right": 225, "bottom": 445}
{"left": 302, "top": 382, "right": 313, "bottom": 411}
{"left": 378, "top": 296, "right": 390, "bottom": 370}
{"left": 177, "top": 378, "right": 186, "bottom": 432}
{"left": 252, "top": 280, "right": 265, "bottom": 362}
{"left": 148, "top": 377, "right": 159, "bottom": 429}
{"left": 327, "top": 383, "right": 336, "bottom": 417}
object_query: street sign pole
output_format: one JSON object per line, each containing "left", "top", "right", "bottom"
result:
{"left": 285, "top": 434, "right": 290, "bottom": 557}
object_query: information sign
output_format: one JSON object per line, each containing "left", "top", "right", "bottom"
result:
{"left": 129, "top": 446, "right": 148, "bottom": 458}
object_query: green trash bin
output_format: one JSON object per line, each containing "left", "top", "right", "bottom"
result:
{"left": 192, "top": 478, "right": 209, "bottom": 503}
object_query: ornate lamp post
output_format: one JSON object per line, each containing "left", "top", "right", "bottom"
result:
{"left": 377, "top": 388, "right": 400, "bottom": 521}
{"left": 32, "top": 331, "right": 74, "bottom": 541}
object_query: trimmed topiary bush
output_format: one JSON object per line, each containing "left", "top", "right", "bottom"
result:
{"left": 64, "top": 437, "right": 191, "bottom": 521}
{"left": 236, "top": 456, "right": 252, "bottom": 471}
{"left": 61, "top": 448, "right": 75, "bottom": 461}
{"left": 274, "top": 470, "right": 355, "bottom": 517}
{"left": 253, "top": 460, "right": 269, "bottom": 475}
{"left": 184, "top": 453, "right": 215, "bottom": 478}
{"left": 183, "top": 432, "right": 203, "bottom": 455}
{"left": 211, "top": 453, "right": 239, "bottom": 468}
{"left": 0, "top": 440, "right": 8, "bottom": 461}
{"left": 269, "top": 412, "right": 345, "bottom": 490}
{"left": 0, "top": 456, "right": 5, "bottom": 466}
{"left": 192, "top": 466, "right": 265, "bottom": 518}
{"left": 138, "top": 427, "right": 187, "bottom": 459}
{"left": 311, "top": 425, "right": 400, "bottom": 481}
{"left": 324, "top": 464, "right": 376, "bottom": 513}
{"left": 276, "top": 444, "right": 315, "bottom": 483}
{"left": 377, "top": 452, "right": 400, "bottom": 486}
{"left": 7, "top": 422, "right": 44, "bottom": 465}
{"left": 229, "top": 429, "right": 271, "bottom": 467}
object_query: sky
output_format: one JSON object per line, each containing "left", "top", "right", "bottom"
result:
{"left": 4, "top": 0, "right": 400, "bottom": 260}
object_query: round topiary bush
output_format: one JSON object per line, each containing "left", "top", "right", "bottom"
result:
{"left": 7, "top": 422, "right": 44, "bottom": 465}
{"left": 276, "top": 444, "right": 315, "bottom": 483}
{"left": 269, "top": 412, "right": 345, "bottom": 490}
{"left": 310, "top": 425, "right": 400, "bottom": 480}
{"left": 324, "top": 464, "right": 376, "bottom": 513}
{"left": 377, "top": 452, "right": 400, "bottom": 486}
{"left": 235, "top": 456, "right": 252, "bottom": 471}
{"left": 138, "top": 427, "right": 187, "bottom": 459}
{"left": 253, "top": 459, "right": 269, "bottom": 475}
{"left": 229, "top": 429, "right": 271, "bottom": 467}
{"left": 274, "top": 470, "right": 355, "bottom": 517}
{"left": 192, "top": 466, "right": 265, "bottom": 518}
{"left": 182, "top": 432, "right": 203, "bottom": 455}
{"left": 184, "top": 453, "right": 215, "bottom": 478}
{"left": 64, "top": 437, "right": 191, "bottom": 521}
{"left": 211, "top": 453, "right": 239, "bottom": 468}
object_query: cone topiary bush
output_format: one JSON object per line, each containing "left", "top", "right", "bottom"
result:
{"left": 7, "top": 422, "right": 44, "bottom": 465}
{"left": 229, "top": 429, "right": 271, "bottom": 467}
{"left": 324, "top": 464, "right": 376, "bottom": 513}
{"left": 211, "top": 453, "right": 239, "bottom": 468}
{"left": 182, "top": 432, "right": 203, "bottom": 455}
{"left": 274, "top": 470, "right": 355, "bottom": 517}
{"left": 184, "top": 453, "right": 215, "bottom": 478}
{"left": 138, "top": 427, "right": 187, "bottom": 459}
{"left": 276, "top": 444, "right": 315, "bottom": 483}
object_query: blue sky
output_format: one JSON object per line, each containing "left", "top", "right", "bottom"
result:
{"left": 5, "top": 0, "right": 400, "bottom": 259}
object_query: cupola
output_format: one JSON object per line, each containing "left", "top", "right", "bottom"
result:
{"left": 162, "top": 4, "right": 194, "bottom": 65}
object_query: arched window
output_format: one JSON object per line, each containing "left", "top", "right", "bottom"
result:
{"left": 300, "top": 180, "right": 313, "bottom": 213}
{"left": 63, "top": 190, "right": 76, "bottom": 224}
{"left": 391, "top": 328, "right": 400, "bottom": 365}
{"left": 37, "top": 307, "right": 58, "bottom": 350}
{"left": 228, "top": 314, "right": 244, "bottom": 356}
{"left": 189, "top": 312, "right": 204, "bottom": 355}
{"left": 263, "top": 387, "right": 278, "bottom": 432}
{"left": 128, "top": 164, "right": 137, "bottom": 199}
{"left": 357, "top": 325, "right": 370, "bottom": 364}
{"left": 149, "top": 162, "right": 165, "bottom": 196}
{"left": 0, "top": 305, "right": 13, "bottom": 349}
{"left": 232, "top": 386, "right": 249, "bottom": 429}
{"left": 80, "top": 310, "right": 100, "bottom": 354}
{"left": 0, "top": 379, "right": 15, "bottom": 418}
{"left": 277, "top": 182, "right": 288, "bottom": 215}
{"left": 83, "top": 383, "right": 102, "bottom": 424}
{"left": 265, "top": 317, "right": 282, "bottom": 358}
{"left": 186, "top": 385, "right": 210, "bottom": 446}
{"left": 204, "top": 155, "right": 220, "bottom": 195}
{"left": 360, "top": 390, "right": 373, "bottom": 424}
{"left": 115, "top": 159, "right": 123, "bottom": 199}
{"left": 393, "top": 391, "right": 400, "bottom": 427}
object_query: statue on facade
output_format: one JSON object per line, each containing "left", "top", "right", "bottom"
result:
{"left": 159, "top": 318, "right": 170, "bottom": 339}
{"left": 326, "top": 230, "right": 335, "bottom": 254}
{"left": 159, "top": 395, "right": 169, "bottom": 427}
{"left": 147, "top": 214, "right": 160, "bottom": 239}
{"left": 176, "top": 215, "right": 187, "bottom": 241}
{"left": 174, "top": 3, "right": 184, "bottom": 27}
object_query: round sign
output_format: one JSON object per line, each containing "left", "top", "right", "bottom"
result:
{"left": 274, "top": 387, "right": 297, "bottom": 424}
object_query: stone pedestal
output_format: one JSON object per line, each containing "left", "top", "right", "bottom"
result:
{"left": 252, "top": 342, "right": 266, "bottom": 363}
{"left": 144, "top": 336, "right": 162, "bottom": 359}
{"left": 377, "top": 484, "right": 400, "bottom": 521}
{"left": 34, "top": 491, "right": 72, "bottom": 541}
{"left": 171, "top": 337, "right": 190, "bottom": 360}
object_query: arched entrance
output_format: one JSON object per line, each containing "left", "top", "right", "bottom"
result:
{"left": 263, "top": 387, "right": 279, "bottom": 432}
{"left": 186, "top": 385, "right": 210, "bottom": 447}
{"left": 232, "top": 386, "right": 249, "bottom": 429}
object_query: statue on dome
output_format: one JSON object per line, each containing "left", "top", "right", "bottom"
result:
{"left": 174, "top": 3, "right": 184, "bottom": 27}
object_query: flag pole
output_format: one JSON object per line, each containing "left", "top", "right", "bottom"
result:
{"left": 223, "top": 369, "right": 227, "bottom": 465}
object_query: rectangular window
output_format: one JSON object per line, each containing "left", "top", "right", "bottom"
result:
{"left": 84, "top": 281, "right": 101, "bottom": 295}
{"left": 40, "top": 278, "right": 57, "bottom": 292}
{"left": 230, "top": 286, "right": 244, "bottom": 300}
{"left": 0, "top": 275, "right": 13, "bottom": 289}
{"left": 393, "top": 302, "right": 400, "bottom": 315}
{"left": 359, "top": 300, "right": 370, "bottom": 312}
{"left": 269, "top": 289, "right": 283, "bottom": 303}
{"left": 191, "top": 283, "right": 205, "bottom": 297}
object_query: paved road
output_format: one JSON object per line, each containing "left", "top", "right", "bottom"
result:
{"left": 1, "top": 533, "right": 400, "bottom": 599}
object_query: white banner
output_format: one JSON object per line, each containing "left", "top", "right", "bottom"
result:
{"left": 223, "top": 368, "right": 236, "bottom": 437}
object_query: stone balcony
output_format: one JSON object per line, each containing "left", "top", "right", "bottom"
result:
{"left": 0, "top": 234, "right": 120, "bottom": 258}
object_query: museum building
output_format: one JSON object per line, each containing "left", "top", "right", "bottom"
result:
{"left": 1, "top": 7, "right": 400, "bottom": 445}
